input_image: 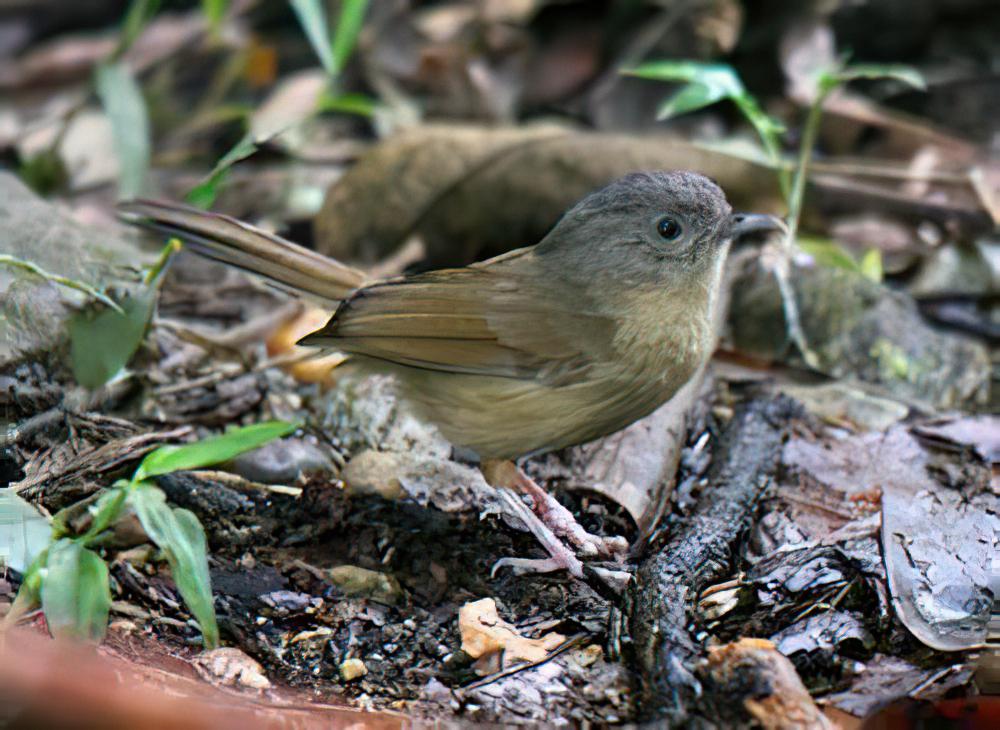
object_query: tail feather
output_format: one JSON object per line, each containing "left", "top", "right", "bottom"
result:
{"left": 118, "top": 199, "right": 367, "bottom": 305}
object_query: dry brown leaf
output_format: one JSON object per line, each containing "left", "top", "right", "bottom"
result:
{"left": 265, "top": 303, "right": 346, "bottom": 384}
{"left": 192, "top": 648, "right": 271, "bottom": 691}
{"left": 706, "top": 638, "right": 834, "bottom": 730}
{"left": 459, "top": 598, "right": 566, "bottom": 674}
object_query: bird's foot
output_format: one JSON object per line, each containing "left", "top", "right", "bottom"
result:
{"left": 513, "top": 471, "right": 629, "bottom": 561}
{"left": 482, "top": 460, "right": 629, "bottom": 578}
{"left": 490, "top": 487, "right": 586, "bottom": 577}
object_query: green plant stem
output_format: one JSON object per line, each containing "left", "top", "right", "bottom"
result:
{"left": 0, "top": 254, "right": 123, "bottom": 313}
{"left": 144, "top": 238, "right": 182, "bottom": 285}
{"left": 784, "top": 88, "right": 829, "bottom": 251}
{"left": 773, "top": 85, "right": 835, "bottom": 371}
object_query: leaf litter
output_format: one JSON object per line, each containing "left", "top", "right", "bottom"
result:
{"left": 2, "top": 1, "right": 999, "bottom": 727}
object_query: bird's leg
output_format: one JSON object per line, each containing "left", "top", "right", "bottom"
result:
{"left": 490, "top": 488, "right": 586, "bottom": 577}
{"left": 482, "top": 460, "right": 628, "bottom": 576}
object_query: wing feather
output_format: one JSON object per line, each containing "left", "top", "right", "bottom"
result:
{"left": 300, "top": 249, "right": 615, "bottom": 383}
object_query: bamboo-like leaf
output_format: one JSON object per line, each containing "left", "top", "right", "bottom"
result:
{"left": 4, "top": 549, "right": 47, "bottom": 629}
{"left": 81, "top": 487, "right": 129, "bottom": 543}
{"left": 40, "top": 539, "right": 111, "bottom": 643}
{"left": 625, "top": 60, "right": 784, "bottom": 164}
{"left": 200, "top": 0, "right": 228, "bottom": 33}
{"left": 133, "top": 421, "right": 296, "bottom": 481}
{"left": 798, "top": 237, "right": 862, "bottom": 273}
{"left": 318, "top": 90, "right": 377, "bottom": 117}
{"left": 290, "top": 0, "right": 336, "bottom": 76}
{"left": 656, "top": 81, "right": 727, "bottom": 119}
{"left": 830, "top": 63, "right": 926, "bottom": 91}
{"left": 128, "top": 483, "right": 218, "bottom": 648}
{"left": 330, "top": 0, "right": 370, "bottom": 75}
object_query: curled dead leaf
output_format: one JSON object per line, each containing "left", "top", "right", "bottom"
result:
{"left": 458, "top": 598, "right": 566, "bottom": 675}
{"left": 192, "top": 647, "right": 271, "bottom": 691}
{"left": 266, "top": 303, "right": 346, "bottom": 384}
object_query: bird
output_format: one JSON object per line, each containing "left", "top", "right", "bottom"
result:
{"left": 119, "top": 170, "right": 782, "bottom": 577}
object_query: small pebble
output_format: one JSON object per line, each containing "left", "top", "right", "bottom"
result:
{"left": 340, "top": 658, "right": 368, "bottom": 681}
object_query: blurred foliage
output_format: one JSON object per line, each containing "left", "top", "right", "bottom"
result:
{"left": 185, "top": 131, "right": 259, "bottom": 208}
{"left": 624, "top": 61, "right": 785, "bottom": 172}
{"left": 799, "top": 237, "right": 884, "bottom": 283}
{"left": 95, "top": 61, "right": 151, "bottom": 199}
{"left": 186, "top": 0, "right": 372, "bottom": 209}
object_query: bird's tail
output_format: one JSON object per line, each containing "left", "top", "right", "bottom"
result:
{"left": 118, "top": 199, "right": 367, "bottom": 305}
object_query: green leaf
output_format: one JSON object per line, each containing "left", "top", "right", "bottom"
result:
{"left": 330, "top": 0, "right": 370, "bottom": 76}
{"left": 133, "top": 421, "right": 296, "bottom": 481}
{"left": 625, "top": 60, "right": 785, "bottom": 164}
{"left": 0, "top": 489, "right": 51, "bottom": 573}
{"left": 317, "top": 90, "right": 377, "bottom": 117}
{"left": 655, "top": 81, "right": 728, "bottom": 119}
{"left": 185, "top": 131, "right": 259, "bottom": 209}
{"left": 69, "top": 282, "right": 156, "bottom": 389}
{"left": 5, "top": 548, "right": 47, "bottom": 629}
{"left": 69, "top": 284, "right": 156, "bottom": 389}
{"left": 624, "top": 59, "right": 704, "bottom": 83}
{"left": 626, "top": 61, "right": 744, "bottom": 95}
{"left": 81, "top": 488, "right": 129, "bottom": 543}
{"left": 859, "top": 248, "right": 884, "bottom": 283}
{"left": 290, "top": 0, "right": 337, "bottom": 76}
{"left": 128, "top": 483, "right": 218, "bottom": 648}
{"left": 40, "top": 539, "right": 111, "bottom": 643}
{"left": 830, "top": 63, "right": 926, "bottom": 91}
{"left": 94, "top": 61, "right": 151, "bottom": 199}
{"left": 798, "top": 237, "right": 861, "bottom": 273}
{"left": 200, "top": 0, "right": 228, "bottom": 33}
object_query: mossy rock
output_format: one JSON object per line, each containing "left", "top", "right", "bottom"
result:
{"left": 728, "top": 256, "right": 990, "bottom": 410}
{"left": 0, "top": 173, "right": 156, "bottom": 369}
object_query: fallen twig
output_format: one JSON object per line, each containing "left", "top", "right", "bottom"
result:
{"left": 628, "top": 396, "right": 800, "bottom": 724}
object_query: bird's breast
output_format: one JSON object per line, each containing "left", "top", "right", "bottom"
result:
{"left": 608, "top": 283, "right": 714, "bottom": 388}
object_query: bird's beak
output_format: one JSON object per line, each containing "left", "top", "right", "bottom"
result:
{"left": 729, "top": 213, "right": 786, "bottom": 239}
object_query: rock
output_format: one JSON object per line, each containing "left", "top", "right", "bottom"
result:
{"left": 342, "top": 448, "right": 495, "bottom": 514}
{"left": 0, "top": 172, "right": 156, "bottom": 368}
{"left": 339, "top": 658, "right": 367, "bottom": 682}
{"left": 192, "top": 647, "right": 271, "bottom": 690}
{"left": 728, "top": 256, "right": 990, "bottom": 409}
{"left": 228, "top": 437, "right": 335, "bottom": 483}
{"left": 777, "top": 382, "right": 909, "bottom": 431}
{"left": 325, "top": 565, "right": 404, "bottom": 606}
{"left": 341, "top": 450, "right": 405, "bottom": 500}
{"left": 323, "top": 375, "right": 451, "bottom": 459}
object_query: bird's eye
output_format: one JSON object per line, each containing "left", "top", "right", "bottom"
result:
{"left": 656, "top": 217, "right": 682, "bottom": 240}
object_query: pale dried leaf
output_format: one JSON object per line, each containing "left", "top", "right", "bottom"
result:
{"left": 459, "top": 598, "right": 565, "bottom": 672}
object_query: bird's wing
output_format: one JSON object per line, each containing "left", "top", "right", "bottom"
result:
{"left": 299, "top": 249, "right": 615, "bottom": 383}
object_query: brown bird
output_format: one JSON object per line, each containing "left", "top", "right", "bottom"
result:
{"left": 120, "top": 171, "right": 781, "bottom": 577}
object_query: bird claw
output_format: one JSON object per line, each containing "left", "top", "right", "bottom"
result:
{"left": 514, "top": 474, "right": 629, "bottom": 562}
{"left": 488, "top": 465, "right": 629, "bottom": 579}
{"left": 491, "top": 556, "right": 572, "bottom": 577}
